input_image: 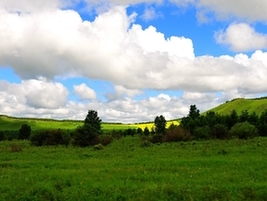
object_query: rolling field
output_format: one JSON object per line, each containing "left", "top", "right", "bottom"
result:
{"left": 0, "top": 115, "right": 137, "bottom": 131}
{"left": 0, "top": 115, "right": 179, "bottom": 132}
{"left": 0, "top": 137, "right": 267, "bottom": 200}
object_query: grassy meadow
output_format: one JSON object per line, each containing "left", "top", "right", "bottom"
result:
{"left": 0, "top": 115, "right": 179, "bottom": 132}
{"left": 0, "top": 115, "right": 137, "bottom": 131}
{"left": 1, "top": 137, "right": 267, "bottom": 200}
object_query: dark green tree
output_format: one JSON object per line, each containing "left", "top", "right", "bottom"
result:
{"left": 72, "top": 110, "right": 102, "bottom": 147}
{"left": 239, "top": 110, "right": 249, "bottom": 123}
{"left": 143, "top": 127, "right": 150, "bottom": 136}
{"left": 0, "top": 131, "right": 4, "bottom": 141}
{"left": 180, "top": 105, "right": 201, "bottom": 134}
{"left": 212, "top": 124, "right": 229, "bottom": 139}
{"left": 188, "top": 105, "right": 200, "bottom": 119}
{"left": 18, "top": 124, "right": 31, "bottom": 140}
{"left": 84, "top": 110, "right": 102, "bottom": 135}
{"left": 258, "top": 110, "right": 267, "bottom": 136}
{"left": 154, "top": 115, "right": 167, "bottom": 134}
{"left": 137, "top": 127, "right": 143, "bottom": 135}
{"left": 225, "top": 110, "right": 239, "bottom": 129}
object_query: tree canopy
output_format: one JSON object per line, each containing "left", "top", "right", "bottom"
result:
{"left": 154, "top": 115, "right": 166, "bottom": 134}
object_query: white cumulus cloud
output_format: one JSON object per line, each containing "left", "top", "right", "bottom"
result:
{"left": 215, "top": 23, "right": 267, "bottom": 52}
{"left": 73, "top": 83, "right": 97, "bottom": 100}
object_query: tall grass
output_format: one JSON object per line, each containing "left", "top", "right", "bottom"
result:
{"left": 1, "top": 137, "right": 267, "bottom": 200}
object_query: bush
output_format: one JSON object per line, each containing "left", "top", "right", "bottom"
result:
{"left": 230, "top": 121, "right": 258, "bottom": 139}
{"left": 94, "top": 143, "right": 105, "bottom": 150}
{"left": 164, "top": 126, "right": 192, "bottom": 142}
{"left": 18, "top": 124, "right": 31, "bottom": 140}
{"left": 96, "top": 135, "right": 113, "bottom": 146}
{"left": 3, "top": 130, "right": 18, "bottom": 141}
{"left": 149, "top": 134, "right": 163, "bottom": 144}
{"left": 0, "top": 131, "right": 4, "bottom": 141}
{"left": 9, "top": 144, "right": 23, "bottom": 152}
{"left": 194, "top": 126, "right": 211, "bottom": 140}
{"left": 30, "top": 129, "right": 71, "bottom": 146}
{"left": 212, "top": 124, "right": 229, "bottom": 139}
{"left": 71, "top": 125, "right": 98, "bottom": 147}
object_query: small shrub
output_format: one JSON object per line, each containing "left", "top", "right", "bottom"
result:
{"left": 141, "top": 140, "right": 153, "bottom": 147}
{"left": 18, "top": 124, "right": 31, "bottom": 140}
{"left": 149, "top": 134, "right": 163, "bottom": 144}
{"left": 212, "top": 124, "right": 229, "bottom": 139}
{"left": 230, "top": 121, "right": 258, "bottom": 139}
{"left": 164, "top": 126, "right": 192, "bottom": 142}
{"left": 96, "top": 135, "right": 113, "bottom": 146}
{"left": 4, "top": 130, "right": 18, "bottom": 141}
{"left": 94, "top": 143, "right": 104, "bottom": 150}
{"left": 71, "top": 125, "right": 98, "bottom": 147}
{"left": 30, "top": 129, "right": 71, "bottom": 146}
{"left": 9, "top": 144, "right": 23, "bottom": 152}
{"left": 194, "top": 126, "right": 211, "bottom": 140}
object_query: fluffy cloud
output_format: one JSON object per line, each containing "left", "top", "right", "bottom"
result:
{"left": 105, "top": 85, "right": 143, "bottom": 101}
{"left": 0, "top": 78, "right": 219, "bottom": 122}
{"left": 73, "top": 83, "right": 97, "bottom": 100}
{"left": 0, "top": 78, "right": 68, "bottom": 111}
{"left": 1, "top": 2, "right": 267, "bottom": 122}
{"left": 1, "top": 6, "right": 267, "bottom": 92}
{"left": 196, "top": 0, "right": 267, "bottom": 22}
{"left": 141, "top": 7, "right": 162, "bottom": 21}
{"left": 215, "top": 23, "right": 267, "bottom": 51}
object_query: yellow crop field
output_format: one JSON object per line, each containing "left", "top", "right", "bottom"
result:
{"left": 136, "top": 120, "right": 180, "bottom": 131}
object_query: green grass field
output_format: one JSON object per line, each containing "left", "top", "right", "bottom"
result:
{"left": 1, "top": 137, "right": 267, "bottom": 200}
{"left": 0, "top": 115, "right": 179, "bottom": 132}
{"left": 0, "top": 115, "right": 138, "bottom": 131}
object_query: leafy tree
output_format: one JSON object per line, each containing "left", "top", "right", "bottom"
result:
{"left": 180, "top": 105, "right": 201, "bottom": 134}
{"left": 230, "top": 121, "right": 258, "bottom": 139}
{"left": 212, "top": 124, "right": 229, "bottom": 139}
{"left": 0, "top": 131, "right": 4, "bottom": 141}
{"left": 188, "top": 105, "right": 200, "bottom": 119}
{"left": 154, "top": 115, "right": 167, "bottom": 134}
{"left": 143, "top": 127, "right": 150, "bottom": 136}
{"left": 239, "top": 110, "right": 249, "bottom": 123}
{"left": 248, "top": 111, "right": 259, "bottom": 126}
{"left": 72, "top": 110, "right": 102, "bottom": 147}
{"left": 225, "top": 110, "right": 239, "bottom": 129}
{"left": 18, "top": 124, "right": 31, "bottom": 140}
{"left": 136, "top": 127, "right": 143, "bottom": 135}
{"left": 258, "top": 110, "right": 267, "bottom": 136}
{"left": 194, "top": 126, "right": 211, "bottom": 140}
{"left": 84, "top": 110, "right": 102, "bottom": 135}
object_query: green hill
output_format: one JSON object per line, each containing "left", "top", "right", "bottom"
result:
{"left": 204, "top": 97, "right": 267, "bottom": 116}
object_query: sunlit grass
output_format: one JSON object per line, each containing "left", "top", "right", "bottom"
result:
{"left": 0, "top": 115, "right": 179, "bottom": 132}
{"left": 1, "top": 137, "right": 266, "bottom": 200}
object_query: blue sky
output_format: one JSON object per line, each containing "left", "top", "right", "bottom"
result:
{"left": 0, "top": 0, "right": 267, "bottom": 122}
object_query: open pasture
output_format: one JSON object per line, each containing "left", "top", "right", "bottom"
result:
{"left": 0, "top": 115, "right": 137, "bottom": 131}
{"left": 0, "top": 137, "right": 267, "bottom": 200}
{"left": 0, "top": 115, "right": 178, "bottom": 132}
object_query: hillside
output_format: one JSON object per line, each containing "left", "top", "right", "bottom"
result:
{"left": 204, "top": 97, "right": 267, "bottom": 116}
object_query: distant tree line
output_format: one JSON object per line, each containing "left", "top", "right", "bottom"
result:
{"left": 180, "top": 105, "right": 267, "bottom": 140}
{"left": 2, "top": 106, "right": 267, "bottom": 147}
